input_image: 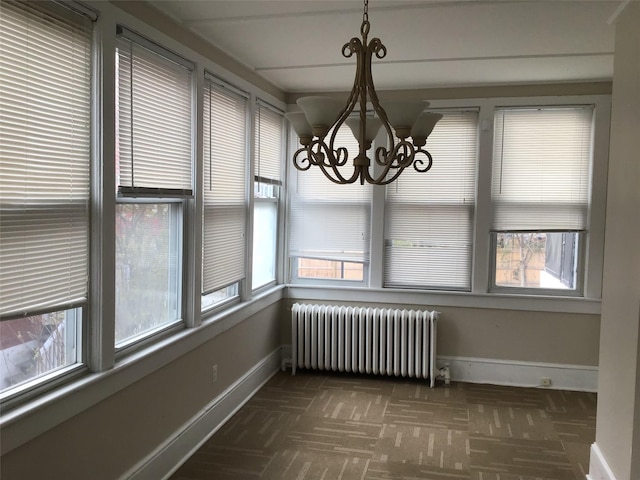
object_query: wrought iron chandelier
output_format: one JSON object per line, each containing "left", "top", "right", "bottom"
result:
{"left": 285, "top": 0, "right": 442, "bottom": 185}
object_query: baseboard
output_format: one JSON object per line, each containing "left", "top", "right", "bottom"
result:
{"left": 122, "top": 347, "right": 282, "bottom": 480}
{"left": 438, "top": 355, "right": 598, "bottom": 392}
{"left": 587, "top": 443, "right": 618, "bottom": 480}
{"left": 281, "top": 345, "right": 597, "bottom": 392}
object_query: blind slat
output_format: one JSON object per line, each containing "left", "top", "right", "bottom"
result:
{"left": 491, "top": 107, "right": 593, "bottom": 231}
{"left": 116, "top": 36, "right": 193, "bottom": 192}
{"left": 289, "top": 126, "right": 372, "bottom": 263}
{"left": 255, "top": 102, "right": 284, "bottom": 183}
{"left": 0, "top": 1, "right": 91, "bottom": 316}
{"left": 202, "top": 81, "right": 248, "bottom": 293}
{"left": 384, "top": 111, "right": 478, "bottom": 290}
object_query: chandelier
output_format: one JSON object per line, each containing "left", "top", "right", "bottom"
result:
{"left": 285, "top": 0, "right": 442, "bottom": 185}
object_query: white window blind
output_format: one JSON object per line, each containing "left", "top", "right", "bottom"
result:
{"left": 116, "top": 28, "right": 194, "bottom": 194}
{"left": 255, "top": 101, "right": 283, "bottom": 184}
{"left": 384, "top": 111, "right": 478, "bottom": 290}
{"left": 491, "top": 107, "right": 593, "bottom": 231}
{"left": 289, "top": 127, "right": 371, "bottom": 263}
{"left": 202, "top": 76, "right": 248, "bottom": 294}
{"left": 0, "top": 1, "right": 92, "bottom": 317}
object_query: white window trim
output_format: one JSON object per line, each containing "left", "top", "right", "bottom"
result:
{"left": 286, "top": 95, "right": 610, "bottom": 303}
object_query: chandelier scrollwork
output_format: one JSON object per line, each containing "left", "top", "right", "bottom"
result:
{"left": 285, "top": 0, "right": 442, "bottom": 185}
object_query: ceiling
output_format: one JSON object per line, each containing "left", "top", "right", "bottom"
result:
{"left": 147, "top": 0, "right": 625, "bottom": 93}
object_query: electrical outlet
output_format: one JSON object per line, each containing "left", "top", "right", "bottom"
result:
{"left": 212, "top": 364, "right": 218, "bottom": 384}
{"left": 541, "top": 377, "right": 552, "bottom": 387}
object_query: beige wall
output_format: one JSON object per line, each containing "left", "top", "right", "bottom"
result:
{"left": 0, "top": 303, "right": 283, "bottom": 480}
{"left": 283, "top": 299, "right": 600, "bottom": 367}
{"left": 594, "top": 2, "right": 640, "bottom": 479}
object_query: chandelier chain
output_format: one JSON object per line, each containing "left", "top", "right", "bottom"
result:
{"left": 363, "top": 0, "right": 369, "bottom": 23}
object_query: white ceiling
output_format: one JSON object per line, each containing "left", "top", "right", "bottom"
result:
{"left": 147, "top": 0, "right": 623, "bottom": 93}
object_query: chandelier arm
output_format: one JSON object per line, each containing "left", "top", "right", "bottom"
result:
{"left": 363, "top": 161, "right": 407, "bottom": 185}
{"left": 318, "top": 160, "right": 361, "bottom": 185}
{"left": 330, "top": 37, "right": 364, "bottom": 156}
{"left": 311, "top": 139, "right": 349, "bottom": 168}
{"left": 412, "top": 148, "right": 434, "bottom": 173}
{"left": 292, "top": 146, "right": 313, "bottom": 171}
{"left": 363, "top": 37, "right": 395, "bottom": 168}
{"left": 315, "top": 140, "right": 360, "bottom": 184}
{"left": 374, "top": 145, "right": 391, "bottom": 167}
{"left": 394, "top": 140, "right": 416, "bottom": 168}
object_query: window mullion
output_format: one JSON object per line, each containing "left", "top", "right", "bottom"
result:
{"left": 89, "top": 12, "right": 116, "bottom": 372}
{"left": 183, "top": 65, "right": 205, "bottom": 329}
{"left": 471, "top": 100, "right": 495, "bottom": 294}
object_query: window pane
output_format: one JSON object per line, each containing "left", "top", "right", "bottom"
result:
{"left": 494, "top": 232, "right": 578, "bottom": 290}
{"left": 1, "top": 308, "right": 80, "bottom": 393}
{"left": 253, "top": 201, "right": 277, "bottom": 289}
{"left": 295, "top": 258, "right": 364, "bottom": 281}
{"left": 201, "top": 283, "right": 239, "bottom": 311}
{"left": 115, "top": 204, "right": 181, "bottom": 345}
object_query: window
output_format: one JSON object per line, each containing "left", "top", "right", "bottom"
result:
{"left": 0, "top": 1, "right": 93, "bottom": 396}
{"left": 491, "top": 106, "right": 593, "bottom": 293}
{"left": 115, "top": 27, "right": 194, "bottom": 346}
{"left": 384, "top": 111, "right": 478, "bottom": 290}
{"left": 202, "top": 75, "right": 249, "bottom": 309}
{"left": 253, "top": 101, "right": 284, "bottom": 289}
{"left": 115, "top": 203, "right": 182, "bottom": 343}
{"left": 288, "top": 126, "right": 371, "bottom": 283}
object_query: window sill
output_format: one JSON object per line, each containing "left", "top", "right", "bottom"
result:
{"left": 285, "top": 284, "right": 600, "bottom": 314}
{"left": 0, "top": 285, "right": 285, "bottom": 456}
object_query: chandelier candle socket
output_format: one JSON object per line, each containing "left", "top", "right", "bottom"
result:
{"left": 285, "top": 0, "right": 442, "bottom": 185}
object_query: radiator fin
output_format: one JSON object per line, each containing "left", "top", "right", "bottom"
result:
{"left": 291, "top": 303, "right": 439, "bottom": 387}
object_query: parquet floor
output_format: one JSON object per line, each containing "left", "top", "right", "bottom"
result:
{"left": 171, "top": 370, "right": 596, "bottom": 480}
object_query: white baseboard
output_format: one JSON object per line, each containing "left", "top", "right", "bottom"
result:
{"left": 122, "top": 347, "right": 282, "bottom": 480}
{"left": 282, "top": 345, "right": 597, "bottom": 392}
{"left": 438, "top": 355, "right": 598, "bottom": 392}
{"left": 587, "top": 443, "right": 618, "bottom": 480}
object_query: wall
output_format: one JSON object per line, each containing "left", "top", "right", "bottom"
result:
{"left": 283, "top": 297, "right": 600, "bottom": 368}
{"left": 592, "top": 2, "right": 640, "bottom": 479}
{"left": 0, "top": 303, "right": 283, "bottom": 480}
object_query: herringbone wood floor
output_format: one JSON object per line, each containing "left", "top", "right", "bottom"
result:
{"left": 170, "top": 370, "right": 596, "bottom": 480}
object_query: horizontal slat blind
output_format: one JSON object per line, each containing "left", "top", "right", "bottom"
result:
{"left": 491, "top": 106, "right": 593, "bottom": 231}
{"left": 384, "top": 111, "right": 478, "bottom": 290}
{"left": 202, "top": 79, "right": 248, "bottom": 293}
{"left": 0, "top": 1, "right": 92, "bottom": 316}
{"left": 289, "top": 127, "right": 371, "bottom": 262}
{"left": 116, "top": 32, "right": 193, "bottom": 192}
{"left": 255, "top": 101, "right": 284, "bottom": 184}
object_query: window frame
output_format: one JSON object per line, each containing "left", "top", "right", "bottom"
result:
{"left": 113, "top": 26, "right": 196, "bottom": 350}
{"left": 486, "top": 103, "right": 598, "bottom": 297}
{"left": 200, "top": 74, "right": 251, "bottom": 314}
{"left": 284, "top": 95, "right": 609, "bottom": 300}
{"left": 383, "top": 108, "right": 479, "bottom": 292}
{"left": 113, "top": 198, "right": 185, "bottom": 353}
{"left": 252, "top": 99, "right": 285, "bottom": 292}
{"left": 0, "top": 0, "right": 96, "bottom": 407}
{"left": 286, "top": 122, "right": 373, "bottom": 287}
